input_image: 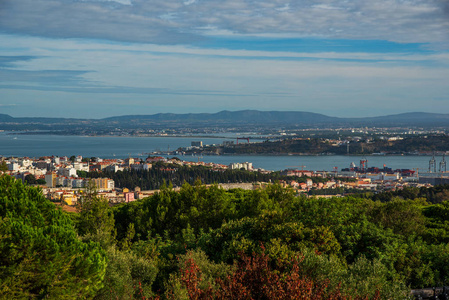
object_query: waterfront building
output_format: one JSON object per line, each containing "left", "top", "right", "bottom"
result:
{"left": 229, "top": 162, "right": 253, "bottom": 171}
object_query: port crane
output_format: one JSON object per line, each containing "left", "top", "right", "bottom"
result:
{"left": 360, "top": 159, "right": 368, "bottom": 171}
{"left": 429, "top": 153, "right": 436, "bottom": 173}
{"left": 440, "top": 154, "right": 447, "bottom": 172}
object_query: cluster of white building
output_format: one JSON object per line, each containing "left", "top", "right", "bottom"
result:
{"left": 2, "top": 155, "right": 261, "bottom": 191}
{"left": 229, "top": 162, "right": 253, "bottom": 171}
{"left": 2, "top": 155, "right": 113, "bottom": 190}
{"left": 1, "top": 154, "right": 270, "bottom": 206}
{"left": 1, "top": 154, "right": 439, "bottom": 205}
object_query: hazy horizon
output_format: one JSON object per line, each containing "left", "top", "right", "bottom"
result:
{"left": 2, "top": 109, "right": 449, "bottom": 121}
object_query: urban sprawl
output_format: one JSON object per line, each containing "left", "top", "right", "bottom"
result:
{"left": 2, "top": 151, "right": 449, "bottom": 208}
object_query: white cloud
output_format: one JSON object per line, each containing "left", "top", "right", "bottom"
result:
{"left": 3, "top": 34, "right": 448, "bottom": 65}
{"left": 183, "top": 0, "right": 196, "bottom": 6}
{"left": 0, "top": 0, "right": 448, "bottom": 45}
{"left": 1, "top": 35, "right": 448, "bottom": 117}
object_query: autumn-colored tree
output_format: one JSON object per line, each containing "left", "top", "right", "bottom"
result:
{"left": 174, "top": 249, "right": 381, "bottom": 300}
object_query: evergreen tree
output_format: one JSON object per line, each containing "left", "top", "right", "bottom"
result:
{"left": 0, "top": 175, "right": 107, "bottom": 299}
{"left": 76, "top": 180, "right": 116, "bottom": 248}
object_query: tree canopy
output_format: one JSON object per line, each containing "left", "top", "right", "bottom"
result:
{"left": 3, "top": 173, "right": 449, "bottom": 299}
{"left": 0, "top": 175, "right": 107, "bottom": 299}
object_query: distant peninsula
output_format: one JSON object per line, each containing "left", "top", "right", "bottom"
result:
{"left": 176, "top": 135, "right": 449, "bottom": 156}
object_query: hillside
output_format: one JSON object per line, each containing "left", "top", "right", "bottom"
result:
{"left": 1, "top": 110, "right": 448, "bottom": 132}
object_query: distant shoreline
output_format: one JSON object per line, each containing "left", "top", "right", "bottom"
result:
{"left": 7, "top": 131, "right": 233, "bottom": 139}
{"left": 167, "top": 153, "right": 439, "bottom": 157}
{"left": 5, "top": 132, "right": 445, "bottom": 157}
{"left": 7, "top": 131, "right": 271, "bottom": 140}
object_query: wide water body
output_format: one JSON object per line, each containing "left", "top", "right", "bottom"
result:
{"left": 0, "top": 132, "right": 440, "bottom": 171}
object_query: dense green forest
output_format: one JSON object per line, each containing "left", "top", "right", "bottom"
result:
{"left": 3, "top": 174, "right": 449, "bottom": 299}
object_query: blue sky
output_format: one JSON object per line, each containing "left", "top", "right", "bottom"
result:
{"left": 0, "top": 0, "right": 448, "bottom": 118}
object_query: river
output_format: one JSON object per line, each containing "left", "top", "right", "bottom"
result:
{"left": 0, "top": 132, "right": 441, "bottom": 171}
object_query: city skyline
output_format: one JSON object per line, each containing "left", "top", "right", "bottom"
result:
{"left": 1, "top": 0, "right": 448, "bottom": 118}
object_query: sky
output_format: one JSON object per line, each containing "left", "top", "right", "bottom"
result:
{"left": 0, "top": 0, "right": 448, "bottom": 119}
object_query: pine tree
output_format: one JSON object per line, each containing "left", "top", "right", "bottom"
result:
{"left": 0, "top": 175, "right": 107, "bottom": 298}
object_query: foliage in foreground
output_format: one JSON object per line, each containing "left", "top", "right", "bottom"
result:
{"left": 171, "top": 249, "right": 382, "bottom": 300}
{"left": 3, "top": 175, "right": 449, "bottom": 299}
{"left": 0, "top": 175, "right": 106, "bottom": 299}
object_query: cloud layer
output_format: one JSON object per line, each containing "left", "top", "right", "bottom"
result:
{"left": 0, "top": 34, "right": 448, "bottom": 118}
{"left": 0, "top": 1, "right": 448, "bottom": 118}
{"left": 1, "top": 0, "right": 448, "bottom": 45}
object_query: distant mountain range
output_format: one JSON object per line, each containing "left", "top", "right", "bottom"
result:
{"left": 102, "top": 110, "right": 338, "bottom": 124}
{"left": 1, "top": 110, "right": 449, "bottom": 128}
